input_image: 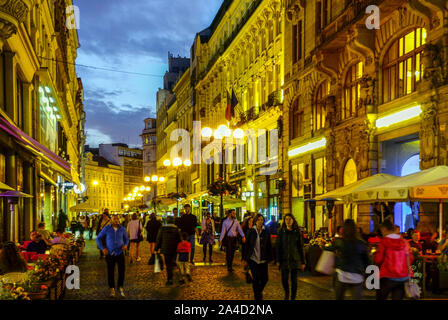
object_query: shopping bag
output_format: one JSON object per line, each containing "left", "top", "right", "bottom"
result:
{"left": 404, "top": 281, "right": 421, "bottom": 299}
{"left": 315, "top": 250, "right": 335, "bottom": 275}
{"left": 154, "top": 255, "right": 161, "bottom": 273}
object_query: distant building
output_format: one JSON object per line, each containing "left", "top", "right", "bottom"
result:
{"left": 98, "top": 144, "right": 143, "bottom": 205}
{"left": 141, "top": 118, "right": 157, "bottom": 202}
{"left": 84, "top": 146, "right": 123, "bottom": 213}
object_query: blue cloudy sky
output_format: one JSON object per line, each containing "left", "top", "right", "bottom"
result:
{"left": 73, "top": 0, "right": 223, "bottom": 147}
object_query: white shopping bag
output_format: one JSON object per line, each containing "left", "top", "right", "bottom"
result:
{"left": 315, "top": 250, "right": 335, "bottom": 275}
{"left": 154, "top": 255, "right": 161, "bottom": 273}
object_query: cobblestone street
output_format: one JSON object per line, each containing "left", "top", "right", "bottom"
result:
{"left": 65, "top": 239, "right": 338, "bottom": 300}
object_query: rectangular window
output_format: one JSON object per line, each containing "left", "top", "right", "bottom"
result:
{"left": 298, "top": 20, "right": 302, "bottom": 60}
{"left": 292, "top": 24, "right": 298, "bottom": 64}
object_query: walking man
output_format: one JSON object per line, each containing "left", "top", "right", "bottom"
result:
{"left": 57, "top": 209, "right": 68, "bottom": 232}
{"left": 156, "top": 216, "right": 181, "bottom": 286}
{"left": 178, "top": 204, "right": 199, "bottom": 265}
{"left": 219, "top": 209, "right": 246, "bottom": 272}
{"left": 96, "top": 214, "right": 129, "bottom": 298}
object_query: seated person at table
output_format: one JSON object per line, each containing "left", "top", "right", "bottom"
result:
{"left": 423, "top": 232, "right": 439, "bottom": 254}
{"left": 52, "top": 229, "right": 70, "bottom": 245}
{"left": 0, "top": 242, "right": 28, "bottom": 275}
{"left": 438, "top": 232, "right": 448, "bottom": 255}
{"left": 408, "top": 231, "right": 423, "bottom": 252}
{"left": 36, "top": 222, "right": 53, "bottom": 246}
{"left": 405, "top": 228, "right": 415, "bottom": 240}
{"left": 27, "top": 232, "right": 48, "bottom": 254}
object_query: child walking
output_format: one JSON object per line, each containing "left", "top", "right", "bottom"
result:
{"left": 177, "top": 232, "right": 192, "bottom": 284}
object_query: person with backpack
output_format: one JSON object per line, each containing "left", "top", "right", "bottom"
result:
{"left": 219, "top": 209, "right": 246, "bottom": 272}
{"left": 375, "top": 219, "right": 413, "bottom": 300}
{"left": 156, "top": 216, "right": 181, "bottom": 286}
{"left": 276, "top": 213, "right": 305, "bottom": 300}
{"left": 145, "top": 212, "right": 162, "bottom": 264}
{"left": 327, "top": 219, "right": 369, "bottom": 300}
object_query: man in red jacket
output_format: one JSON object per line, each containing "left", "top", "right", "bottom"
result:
{"left": 374, "top": 219, "right": 413, "bottom": 300}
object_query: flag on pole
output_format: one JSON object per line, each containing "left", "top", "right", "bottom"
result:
{"left": 225, "top": 89, "right": 238, "bottom": 121}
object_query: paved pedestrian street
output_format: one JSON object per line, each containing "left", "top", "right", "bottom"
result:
{"left": 65, "top": 239, "right": 337, "bottom": 300}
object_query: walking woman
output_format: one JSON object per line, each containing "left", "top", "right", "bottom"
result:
{"left": 127, "top": 213, "right": 143, "bottom": 263}
{"left": 200, "top": 212, "right": 215, "bottom": 263}
{"left": 145, "top": 212, "right": 162, "bottom": 262}
{"left": 244, "top": 214, "right": 273, "bottom": 300}
{"left": 241, "top": 215, "right": 254, "bottom": 279}
{"left": 276, "top": 213, "right": 305, "bottom": 300}
{"left": 328, "top": 219, "right": 369, "bottom": 300}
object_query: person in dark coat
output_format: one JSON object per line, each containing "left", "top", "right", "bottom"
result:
{"left": 27, "top": 232, "right": 48, "bottom": 254}
{"left": 156, "top": 216, "right": 181, "bottom": 286}
{"left": 276, "top": 214, "right": 305, "bottom": 300}
{"left": 328, "top": 219, "right": 369, "bottom": 300}
{"left": 57, "top": 209, "right": 69, "bottom": 232}
{"left": 145, "top": 212, "right": 162, "bottom": 262}
{"left": 244, "top": 214, "right": 273, "bottom": 301}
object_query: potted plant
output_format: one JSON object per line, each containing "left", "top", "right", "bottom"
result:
{"left": 21, "top": 272, "right": 49, "bottom": 300}
{"left": 0, "top": 283, "right": 30, "bottom": 300}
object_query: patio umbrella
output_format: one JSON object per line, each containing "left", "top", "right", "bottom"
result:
{"left": 0, "top": 182, "right": 14, "bottom": 191}
{"left": 0, "top": 190, "right": 33, "bottom": 198}
{"left": 410, "top": 176, "right": 448, "bottom": 240}
{"left": 353, "top": 166, "right": 448, "bottom": 202}
{"left": 69, "top": 201, "right": 98, "bottom": 212}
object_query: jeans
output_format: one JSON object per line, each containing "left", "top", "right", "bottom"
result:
{"left": 189, "top": 235, "right": 195, "bottom": 263}
{"left": 225, "top": 237, "right": 238, "bottom": 270}
{"left": 203, "top": 244, "right": 213, "bottom": 261}
{"left": 105, "top": 253, "right": 125, "bottom": 289}
{"left": 281, "top": 267, "right": 298, "bottom": 300}
{"left": 376, "top": 278, "right": 405, "bottom": 300}
{"left": 334, "top": 278, "right": 363, "bottom": 300}
{"left": 88, "top": 228, "right": 93, "bottom": 240}
{"left": 248, "top": 260, "right": 269, "bottom": 301}
{"left": 164, "top": 254, "right": 177, "bottom": 281}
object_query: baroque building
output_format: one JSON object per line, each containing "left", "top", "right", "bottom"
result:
{"left": 141, "top": 118, "right": 157, "bottom": 202}
{"left": 0, "top": 0, "right": 85, "bottom": 242}
{"left": 282, "top": 0, "right": 448, "bottom": 233}
{"left": 191, "top": 0, "right": 284, "bottom": 219}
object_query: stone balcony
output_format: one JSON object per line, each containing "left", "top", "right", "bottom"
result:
{"left": 0, "top": 0, "right": 28, "bottom": 49}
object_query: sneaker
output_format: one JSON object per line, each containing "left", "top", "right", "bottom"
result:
{"left": 109, "top": 288, "right": 115, "bottom": 298}
{"left": 118, "top": 287, "right": 125, "bottom": 298}
{"left": 136, "top": 257, "right": 141, "bottom": 262}
{"left": 165, "top": 280, "right": 173, "bottom": 286}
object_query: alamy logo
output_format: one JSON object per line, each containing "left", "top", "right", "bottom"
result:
{"left": 365, "top": 5, "right": 380, "bottom": 30}
{"left": 66, "top": 5, "right": 80, "bottom": 30}
{"left": 65, "top": 265, "right": 80, "bottom": 289}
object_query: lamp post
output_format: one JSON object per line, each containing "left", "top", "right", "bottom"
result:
{"left": 163, "top": 158, "right": 191, "bottom": 214}
{"left": 143, "top": 175, "right": 165, "bottom": 211}
{"left": 202, "top": 125, "right": 243, "bottom": 218}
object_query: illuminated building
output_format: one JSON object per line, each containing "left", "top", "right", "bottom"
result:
{"left": 0, "top": 0, "right": 85, "bottom": 242}
{"left": 84, "top": 148, "right": 123, "bottom": 213}
{"left": 141, "top": 118, "right": 157, "bottom": 202}
{"left": 282, "top": 0, "right": 446, "bottom": 233}
{"left": 190, "top": 0, "right": 284, "bottom": 220}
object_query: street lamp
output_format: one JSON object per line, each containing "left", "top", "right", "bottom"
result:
{"left": 143, "top": 174, "right": 165, "bottom": 211}
{"left": 164, "top": 157, "right": 191, "bottom": 214}
{"left": 201, "top": 124, "right": 241, "bottom": 218}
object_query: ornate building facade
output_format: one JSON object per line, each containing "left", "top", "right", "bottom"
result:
{"left": 141, "top": 118, "right": 157, "bottom": 202}
{"left": 191, "top": 0, "right": 284, "bottom": 220}
{"left": 0, "top": 0, "right": 85, "bottom": 242}
{"left": 282, "top": 0, "right": 448, "bottom": 233}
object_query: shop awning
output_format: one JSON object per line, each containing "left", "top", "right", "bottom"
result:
{"left": 353, "top": 166, "right": 448, "bottom": 202}
{"left": 186, "top": 191, "right": 208, "bottom": 201}
{"left": 315, "top": 173, "right": 398, "bottom": 203}
{"left": 411, "top": 176, "right": 448, "bottom": 199}
{"left": 70, "top": 201, "right": 98, "bottom": 212}
{"left": 204, "top": 195, "right": 246, "bottom": 208}
{"left": 0, "top": 182, "right": 14, "bottom": 191}
{"left": 0, "top": 190, "right": 33, "bottom": 198}
{"left": 0, "top": 115, "right": 71, "bottom": 176}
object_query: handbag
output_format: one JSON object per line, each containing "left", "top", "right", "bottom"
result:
{"left": 154, "top": 254, "right": 161, "bottom": 273}
{"left": 315, "top": 250, "right": 335, "bottom": 275}
{"left": 221, "top": 220, "right": 235, "bottom": 248}
{"left": 137, "top": 222, "right": 143, "bottom": 242}
{"left": 404, "top": 249, "right": 421, "bottom": 299}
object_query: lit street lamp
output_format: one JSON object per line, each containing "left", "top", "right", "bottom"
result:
{"left": 164, "top": 157, "right": 191, "bottom": 214}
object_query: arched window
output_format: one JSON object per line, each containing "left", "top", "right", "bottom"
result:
{"left": 291, "top": 97, "right": 304, "bottom": 139}
{"left": 314, "top": 80, "right": 329, "bottom": 131}
{"left": 383, "top": 28, "right": 426, "bottom": 103}
{"left": 343, "top": 62, "right": 363, "bottom": 120}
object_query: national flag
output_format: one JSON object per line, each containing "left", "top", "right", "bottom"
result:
{"left": 225, "top": 90, "right": 232, "bottom": 121}
{"left": 230, "top": 89, "right": 238, "bottom": 118}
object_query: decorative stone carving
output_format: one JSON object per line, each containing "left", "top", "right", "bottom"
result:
{"left": 360, "top": 75, "right": 376, "bottom": 108}
{"left": 422, "top": 43, "right": 445, "bottom": 90}
{"left": 324, "top": 95, "right": 336, "bottom": 129}
{"left": 420, "top": 98, "right": 438, "bottom": 166}
{"left": 0, "top": 0, "right": 28, "bottom": 47}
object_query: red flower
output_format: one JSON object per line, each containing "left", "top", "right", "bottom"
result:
{"left": 40, "top": 285, "right": 48, "bottom": 290}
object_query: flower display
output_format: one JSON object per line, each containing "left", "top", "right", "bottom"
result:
{"left": 207, "top": 177, "right": 239, "bottom": 196}
{"left": 0, "top": 283, "right": 30, "bottom": 300}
